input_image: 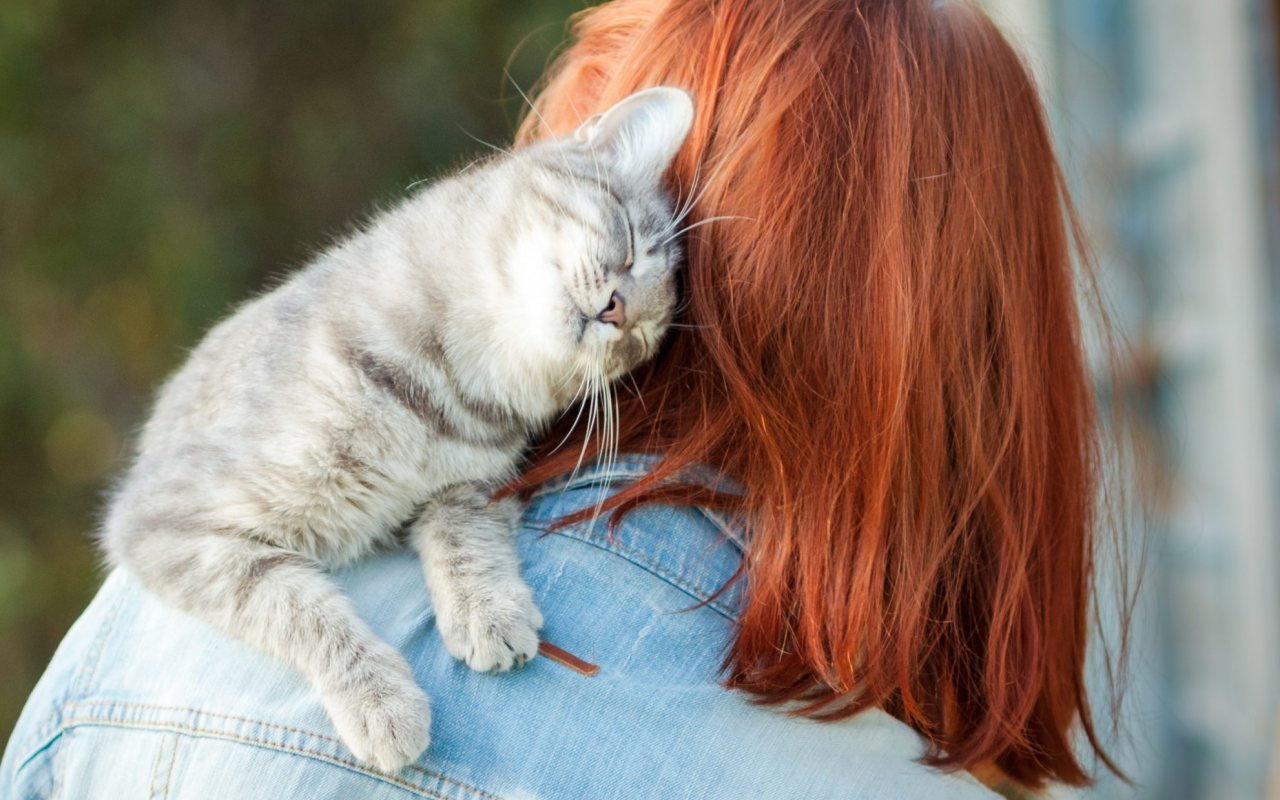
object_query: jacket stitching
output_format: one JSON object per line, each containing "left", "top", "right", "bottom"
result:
{"left": 405, "top": 766, "right": 504, "bottom": 800}
{"left": 27, "top": 576, "right": 131, "bottom": 770}
{"left": 146, "top": 733, "right": 178, "bottom": 800}
{"left": 51, "top": 727, "right": 70, "bottom": 800}
{"left": 532, "top": 461, "right": 751, "bottom": 549}
{"left": 146, "top": 735, "right": 164, "bottom": 800}
{"left": 64, "top": 700, "right": 344, "bottom": 745}
{"left": 71, "top": 578, "right": 128, "bottom": 702}
{"left": 159, "top": 734, "right": 179, "bottom": 800}
{"left": 549, "top": 528, "right": 737, "bottom": 620}
{"left": 531, "top": 476, "right": 747, "bottom": 617}
{"left": 696, "top": 507, "right": 748, "bottom": 550}
{"left": 58, "top": 715, "right": 463, "bottom": 800}
{"left": 13, "top": 583, "right": 131, "bottom": 774}
{"left": 16, "top": 709, "right": 60, "bottom": 774}
{"left": 61, "top": 700, "right": 502, "bottom": 800}
{"left": 564, "top": 521, "right": 737, "bottom": 616}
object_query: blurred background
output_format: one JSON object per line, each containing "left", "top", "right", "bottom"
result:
{"left": 0, "top": 0, "right": 1276, "bottom": 797}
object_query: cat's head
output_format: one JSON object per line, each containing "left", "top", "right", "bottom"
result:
{"left": 495, "top": 87, "right": 694, "bottom": 402}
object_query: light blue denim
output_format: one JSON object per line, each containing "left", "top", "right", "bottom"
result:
{"left": 2, "top": 457, "right": 995, "bottom": 799}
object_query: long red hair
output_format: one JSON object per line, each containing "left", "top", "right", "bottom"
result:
{"left": 516, "top": 0, "right": 1119, "bottom": 788}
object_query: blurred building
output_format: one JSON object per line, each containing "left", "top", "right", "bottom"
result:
{"left": 982, "top": 0, "right": 1280, "bottom": 797}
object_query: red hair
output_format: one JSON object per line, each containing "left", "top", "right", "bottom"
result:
{"left": 516, "top": 0, "right": 1120, "bottom": 788}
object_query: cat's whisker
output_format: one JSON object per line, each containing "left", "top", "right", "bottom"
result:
{"left": 591, "top": 368, "right": 618, "bottom": 529}
{"left": 590, "top": 147, "right": 605, "bottom": 196}
{"left": 553, "top": 370, "right": 578, "bottom": 395}
{"left": 667, "top": 171, "right": 707, "bottom": 233}
{"left": 506, "top": 71, "right": 576, "bottom": 177}
{"left": 602, "top": 375, "right": 613, "bottom": 466}
{"left": 567, "top": 367, "right": 601, "bottom": 494}
{"left": 506, "top": 82, "right": 577, "bottom": 227}
{"left": 665, "top": 322, "right": 712, "bottom": 331}
{"left": 607, "top": 382, "right": 620, "bottom": 480}
{"left": 507, "top": 71, "right": 550, "bottom": 137}
{"left": 659, "top": 131, "right": 757, "bottom": 241}
{"left": 660, "top": 157, "right": 724, "bottom": 239}
{"left": 665, "top": 154, "right": 707, "bottom": 230}
{"left": 546, "top": 371, "right": 593, "bottom": 457}
{"left": 599, "top": 368, "right": 611, "bottom": 463}
{"left": 594, "top": 370, "right": 612, "bottom": 527}
{"left": 601, "top": 368, "right": 618, "bottom": 522}
{"left": 622, "top": 371, "right": 646, "bottom": 412}
{"left": 674, "top": 157, "right": 704, "bottom": 223}
{"left": 456, "top": 124, "right": 512, "bottom": 157}
{"left": 660, "top": 215, "right": 753, "bottom": 248}
{"left": 583, "top": 136, "right": 611, "bottom": 201}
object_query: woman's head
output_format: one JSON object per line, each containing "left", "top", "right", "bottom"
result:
{"left": 517, "top": 0, "right": 1117, "bottom": 788}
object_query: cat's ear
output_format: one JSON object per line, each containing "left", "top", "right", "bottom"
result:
{"left": 576, "top": 87, "right": 694, "bottom": 183}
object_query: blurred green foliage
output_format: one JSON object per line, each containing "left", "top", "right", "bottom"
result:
{"left": 0, "top": 0, "right": 582, "bottom": 746}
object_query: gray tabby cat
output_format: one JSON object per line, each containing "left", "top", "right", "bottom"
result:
{"left": 100, "top": 87, "right": 694, "bottom": 771}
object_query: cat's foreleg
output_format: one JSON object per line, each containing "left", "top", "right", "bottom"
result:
{"left": 412, "top": 485, "right": 543, "bottom": 672}
{"left": 109, "top": 521, "right": 432, "bottom": 771}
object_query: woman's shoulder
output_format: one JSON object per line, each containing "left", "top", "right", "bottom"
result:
{"left": 2, "top": 459, "right": 995, "bottom": 799}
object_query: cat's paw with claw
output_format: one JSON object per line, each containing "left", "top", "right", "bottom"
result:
{"left": 322, "top": 649, "right": 432, "bottom": 772}
{"left": 436, "top": 579, "right": 544, "bottom": 673}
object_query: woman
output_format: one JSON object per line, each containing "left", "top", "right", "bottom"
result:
{"left": 1, "top": 0, "right": 1121, "bottom": 797}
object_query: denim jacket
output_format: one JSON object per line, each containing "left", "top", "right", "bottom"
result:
{"left": 2, "top": 457, "right": 995, "bottom": 799}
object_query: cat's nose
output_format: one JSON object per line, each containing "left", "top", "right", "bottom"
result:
{"left": 598, "top": 291, "right": 626, "bottom": 327}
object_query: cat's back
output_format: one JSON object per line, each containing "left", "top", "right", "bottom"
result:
{"left": 107, "top": 256, "right": 448, "bottom": 564}
{"left": 138, "top": 271, "right": 337, "bottom": 455}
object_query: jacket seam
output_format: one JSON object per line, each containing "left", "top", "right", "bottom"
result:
{"left": 52, "top": 727, "right": 68, "bottom": 800}
{"left": 533, "top": 462, "right": 750, "bottom": 550}
{"left": 548, "top": 528, "right": 737, "bottom": 620}
{"left": 148, "top": 733, "right": 178, "bottom": 800}
{"left": 13, "top": 709, "right": 61, "bottom": 775}
{"left": 145, "top": 734, "right": 164, "bottom": 800}
{"left": 13, "top": 578, "right": 132, "bottom": 785}
{"left": 70, "top": 576, "right": 128, "bottom": 701}
{"left": 63, "top": 701, "right": 345, "bottom": 745}
{"left": 695, "top": 507, "right": 748, "bottom": 550}
{"left": 57, "top": 714, "right": 472, "bottom": 800}
{"left": 59, "top": 700, "right": 502, "bottom": 800}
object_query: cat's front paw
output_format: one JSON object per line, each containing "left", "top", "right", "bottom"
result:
{"left": 436, "top": 579, "right": 544, "bottom": 673}
{"left": 322, "top": 650, "right": 432, "bottom": 772}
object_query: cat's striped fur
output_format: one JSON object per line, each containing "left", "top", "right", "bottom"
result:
{"left": 100, "top": 88, "right": 694, "bottom": 771}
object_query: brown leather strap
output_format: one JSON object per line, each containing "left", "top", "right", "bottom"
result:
{"left": 538, "top": 641, "right": 599, "bottom": 677}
